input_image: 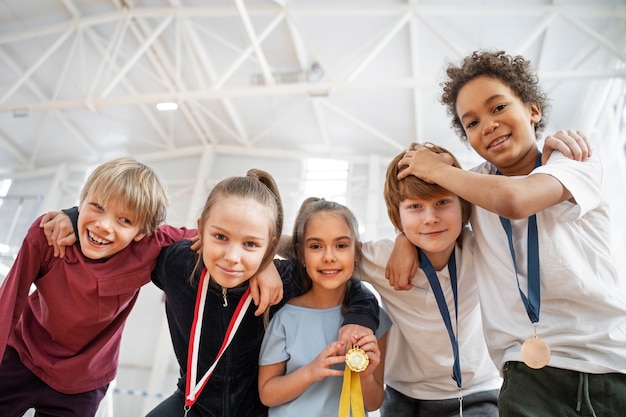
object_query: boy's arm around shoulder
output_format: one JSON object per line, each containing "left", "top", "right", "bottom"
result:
{"left": 468, "top": 149, "right": 599, "bottom": 219}
{"left": 358, "top": 238, "right": 416, "bottom": 291}
{"left": 398, "top": 146, "right": 573, "bottom": 219}
{"left": 446, "top": 164, "right": 571, "bottom": 219}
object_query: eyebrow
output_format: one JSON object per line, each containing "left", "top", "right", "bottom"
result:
{"left": 208, "top": 224, "right": 267, "bottom": 242}
{"left": 460, "top": 93, "right": 506, "bottom": 120}
{"left": 305, "top": 236, "right": 352, "bottom": 243}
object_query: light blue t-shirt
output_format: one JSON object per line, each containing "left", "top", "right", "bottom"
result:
{"left": 259, "top": 301, "right": 392, "bottom": 417}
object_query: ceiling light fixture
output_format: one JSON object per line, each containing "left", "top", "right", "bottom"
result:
{"left": 156, "top": 102, "right": 178, "bottom": 111}
{"left": 250, "top": 63, "right": 325, "bottom": 85}
{"left": 12, "top": 108, "right": 29, "bottom": 118}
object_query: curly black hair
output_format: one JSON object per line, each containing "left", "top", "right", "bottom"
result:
{"left": 440, "top": 50, "right": 551, "bottom": 142}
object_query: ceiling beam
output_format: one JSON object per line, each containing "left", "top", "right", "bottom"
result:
{"left": 346, "top": 12, "right": 411, "bottom": 82}
{"left": 234, "top": 0, "right": 276, "bottom": 86}
{"left": 2, "top": 4, "right": 624, "bottom": 46}
{"left": 99, "top": 16, "right": 173, "bottom": 98}
{"left": 4, "top": 69, "right": 626, "bottom": 114}
{"left": 0, "top": 28, "right": 74, "bottom": 105}
{"left": 319, "top": 99, "right": 406, "bottom": 151}
{"left": 0, "top": 38, "right": 99, "bottom": 159}
{"left": 560, "top": 13, "right": 626, "bottom": 63}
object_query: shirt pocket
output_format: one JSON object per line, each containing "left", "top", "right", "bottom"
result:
{"left": 96, "top": 266, "right": 151, "bottom": 321}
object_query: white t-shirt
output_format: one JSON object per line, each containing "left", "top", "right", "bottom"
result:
{"left": 470, "top": 152, "right": 626, "bottom": 373}
{"left": 358, "top": 234, "right": 502, "bottom": 400}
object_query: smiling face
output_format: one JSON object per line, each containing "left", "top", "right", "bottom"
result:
{"left": 302, "top": 211, "right": 356, "bottom": 295}
{"left": 456, "top": 75, "right": 542, "bottom": 176}
{"left": 198, "top": 196, "right": 273, "bottom": 289}
{"left": 399, "top": 193, "right": 463, "bottom": 270}
{"left": 77, "top": 196, "right": 146, "bottom": 260}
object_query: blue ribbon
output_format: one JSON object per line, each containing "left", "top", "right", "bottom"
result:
{"left": 496, "top": 153, "right": 542, "bottom": 324}
{"left": 419, "top": 248, "right": 461, "bottom": 388}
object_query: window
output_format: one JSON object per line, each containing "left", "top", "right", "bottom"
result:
{"left": 0, "top": 178, "right": 11, "bottom": 202}
{"left": 303, "top": 158, "right": 349, "bottom": 205}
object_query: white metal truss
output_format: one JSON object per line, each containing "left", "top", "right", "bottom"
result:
{"left": 0, "top": 1, "right": 624, "bottom": 175}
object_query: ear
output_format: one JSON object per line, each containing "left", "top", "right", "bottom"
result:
{"left": 133, "top": 233, "right": 146, "bottom": 242}
{"left": 529, "top": 102, "right": 542, "bottom": 124}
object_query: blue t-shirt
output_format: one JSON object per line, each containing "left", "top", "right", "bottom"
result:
{"left": 259, "top": 301, "right": 392, "bottom": 416}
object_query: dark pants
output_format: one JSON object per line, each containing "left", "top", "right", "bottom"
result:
{"left": 145, "top": 390, "right": 202, "bottom": 417}
{"left": 499, "top": 361, "right": 626, "bottom": 417}
{"left": 0, "top": 346, "right": 108, "bottom": 417}
{"left": 381, "top": 385, "right": 499, "bottom": 417}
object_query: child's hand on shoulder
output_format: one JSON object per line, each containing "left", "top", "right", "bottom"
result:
{"left": 250, "top": 262, "right": 284, "bottom": 316}
{"left": 542, "top": 129, "right": 591, "bottom": 163}
{"left": 39, "top": 211, "right": 76, "bottom": 258}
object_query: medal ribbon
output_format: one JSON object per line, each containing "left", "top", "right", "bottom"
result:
{"left": 496, "top": 153, "right": 542, "bottom": 324}
{"left": 338, "top": 365, "right": 365, "bottom": 417}
{"left": 419, "top": 248, "right": 461, "bottom": 389}
{"left": 184, "top": 268, "right": 252, "bottom": 411}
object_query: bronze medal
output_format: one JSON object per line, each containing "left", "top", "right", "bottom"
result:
{"left": 345, "top": 344, "right": 369, "bottom": 372}
{"left": 520, "top": 336, "right": 551, "bottom": 369}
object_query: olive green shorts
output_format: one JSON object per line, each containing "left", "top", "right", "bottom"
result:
{"left": 499, "top": 361, "right": 626, "bottom": 417}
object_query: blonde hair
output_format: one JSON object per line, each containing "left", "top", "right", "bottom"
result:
{"left": 80, "top": 157, "right": 168, "bottom": 235}
{"left": 384, "top": 142, "right": 472, "bottom": 244}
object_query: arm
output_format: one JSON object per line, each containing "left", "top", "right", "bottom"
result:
{"left": 398, "top": 130, "right": 591, "bottom": 219}
{"left": 385, "top": 233, "right": 417, "bottom": 291}
{"left": 0, "top": 220, "right": 47, "bottom": 359}
{"left": 249, "top": 262, "right": 284, "bottom": 316}
{"left": 41, "top": 206, "right": 200, "bottom": 259}
{"left": 398, "top": 147, "right": 569, "bottom": 219}
{"left": 336, "top": 280, "right": 380, "bottom": 354}
{"left": 258, "top": 340, "right": 346, "bottom": 407}
{"left": 343, "top": 279, "right": 379, "bottom": 333}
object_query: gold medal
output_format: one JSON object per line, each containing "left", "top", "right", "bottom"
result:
{"left": 345, "top": 344, "right": 369, "bottom": 372}
{"left": 520, "top": 336, "right": 551, "bottom": 369}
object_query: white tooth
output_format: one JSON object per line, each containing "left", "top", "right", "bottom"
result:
{"left": 89, "top": 231, "right": 110, "bottom": 245}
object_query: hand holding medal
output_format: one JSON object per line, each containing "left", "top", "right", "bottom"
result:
{"left": 339, "top": 337, "right": 379, "bottom": 417}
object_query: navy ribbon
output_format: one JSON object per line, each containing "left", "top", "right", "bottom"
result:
{"left": 419, "top": 248, "right": 461, "bottom": 388}
{"left": 496, "top": 153, "right": 542, "bottom": 324}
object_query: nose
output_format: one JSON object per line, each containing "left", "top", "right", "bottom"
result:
{"left": 322, "top": 247, "right": 336, "bottom": 263}
{"left": 95, "top": 215, "right": 114, "bottom": 232}
{"left": 482, "top": 116, "right": 499, "bottom": 135}
{"left": 224, "top": 244, "right": 241, "bottom": 263}
{"left": 423, "top": 207, "right": 440, "bottom": 224}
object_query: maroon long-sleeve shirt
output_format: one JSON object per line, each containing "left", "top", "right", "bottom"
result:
{"left": 0, "top": 215, "right": 193, "bottom": 394}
